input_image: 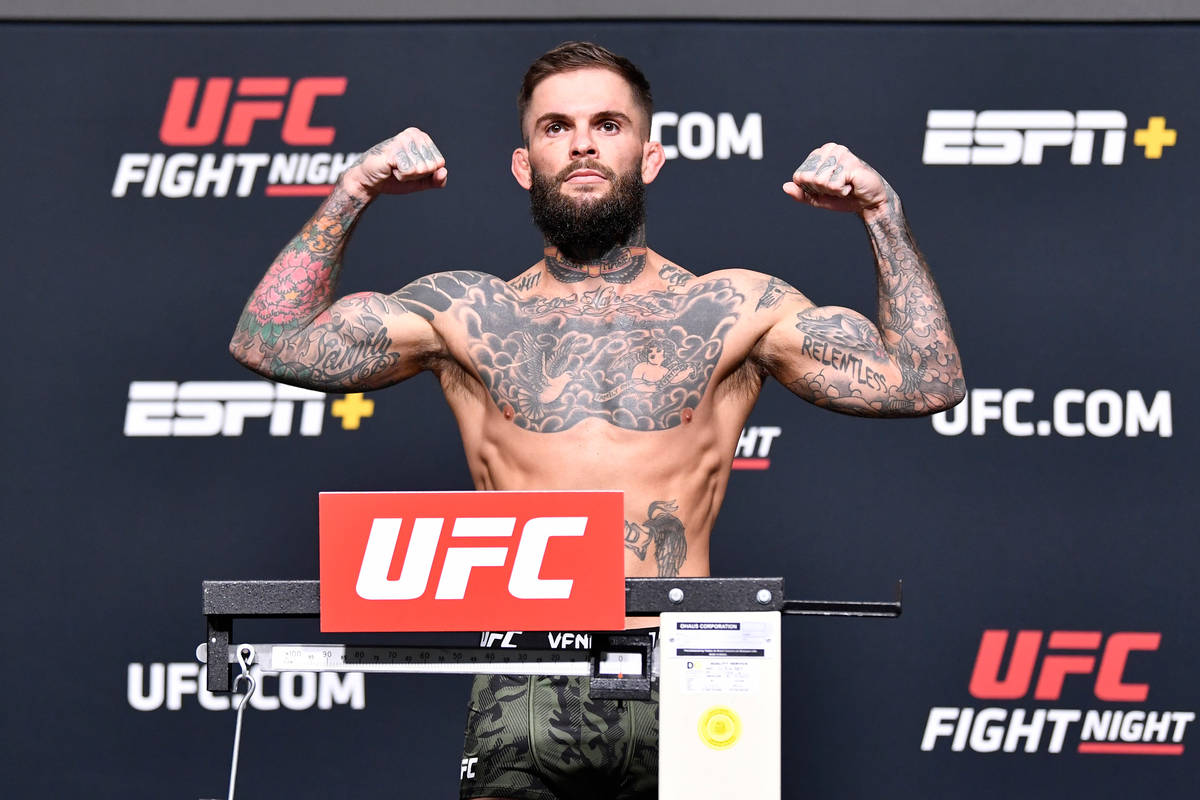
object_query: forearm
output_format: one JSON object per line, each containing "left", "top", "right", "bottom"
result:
{"left": 861, "top": 191, "right": 965, "bottom": 411}
{"left": 229, "top": 179, "right": 368, "bottom": 369}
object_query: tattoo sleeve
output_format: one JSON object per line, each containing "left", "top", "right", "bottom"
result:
{"left": 787, "top": 191, "right": 965, "bottom": 417}
{"left": 229, "top": 187, "right": 418, "bottom": 390}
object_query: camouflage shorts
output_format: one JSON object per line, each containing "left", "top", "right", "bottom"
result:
{"left": 459, "top": 673, "right": 659, "bottom": 800}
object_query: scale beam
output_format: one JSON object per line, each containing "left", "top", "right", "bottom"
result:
{"left": 202, "top": 577, "right": 900, "bottom": 692}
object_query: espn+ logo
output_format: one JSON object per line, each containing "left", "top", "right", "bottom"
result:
{"left": 924, "top": 110, "right": 1177, "bottom": 165}
{"left": 112, "top": 76, "right": 357, "bottom": 198}
{"left": 922, "top": 630, "right": 1194, "bottom": 755}
{"left": 357, "top": 516, "right": 585, "bottom": 601}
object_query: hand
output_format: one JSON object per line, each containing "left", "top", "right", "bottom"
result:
{"left": 343, "top": 128, "right": 448, "bottom": 199}
{"left": 783, "top": 143, "right": 892, "bottom": 215}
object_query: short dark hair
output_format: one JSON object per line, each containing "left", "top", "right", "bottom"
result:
{"left": 518, "top": 41, "right": 653, "bottom": 139}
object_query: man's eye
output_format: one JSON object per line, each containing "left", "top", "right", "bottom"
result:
{"left": 547, "top": 122, "right": 564, "bottom": 134}
{"left": 600, "top": 121, "right": 619, "bottom": 132}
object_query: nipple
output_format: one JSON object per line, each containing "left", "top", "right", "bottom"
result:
{"left": 503, "top": 406, "right": 515, "bottom": 421}
{"left": 682, "top": 407, "right": 694, "bottom": 423}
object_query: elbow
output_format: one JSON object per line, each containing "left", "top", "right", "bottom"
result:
{"left": 922, "top": 376, "right": 966, "bottom": 416}
{"left": 228, "top": 335, "right": 266, "bottom": 376}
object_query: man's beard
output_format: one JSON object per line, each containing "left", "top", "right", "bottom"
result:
{"left": 529, "top": 159, "right": 646, "bottom": 262}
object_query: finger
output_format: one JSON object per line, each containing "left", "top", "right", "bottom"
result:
{"left": 407, "top": 136, "right": 437, "bottom": 174}
{"left": 428, "top": 140, "right": 446, "bottom": 167}
{"left": 812, "top": 155, "right": 839, "bottom": 179}
{"left": 791, "top": 153, "right": 822, "bottom": 184}
{"left": 418, "top": 132, "right": 445, "bottom": 171}
{"left": 392, "top": 136, "right": 416, "bottom": 177}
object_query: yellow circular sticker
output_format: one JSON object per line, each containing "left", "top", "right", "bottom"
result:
{"left": 698, "top": 706, "right": 742, "bottom": 750}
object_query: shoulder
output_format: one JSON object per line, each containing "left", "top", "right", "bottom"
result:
{"left": 390, "top": 270, "right": 512, "bottom": 320}
{"left": 691, "top": 268, "right": 814, "bottom": 314}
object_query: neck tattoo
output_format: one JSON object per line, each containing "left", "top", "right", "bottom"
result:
{"left": 544, "top": 245, "right": 648, "bottom": 284}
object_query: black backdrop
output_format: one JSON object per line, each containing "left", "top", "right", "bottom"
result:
{"left": 3, "top": 21, "right": 1196, "bottom": 799}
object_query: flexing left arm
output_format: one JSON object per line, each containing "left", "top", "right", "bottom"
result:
{"left": 756, "top": 143, "right": 965, "bottom": 417}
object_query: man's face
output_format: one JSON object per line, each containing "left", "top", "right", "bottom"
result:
{"left": 522, "top": 68, "right": 649, "bottom": 190}
{"left": 513, "top": 68, "right": 665, "bottom": 257}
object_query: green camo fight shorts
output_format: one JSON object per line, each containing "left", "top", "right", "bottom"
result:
{"left": 459, "top": 673, "right": 659, "bottom": 800}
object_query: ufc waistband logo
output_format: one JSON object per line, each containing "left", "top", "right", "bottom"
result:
{"left": 969, "top": 630, "right": 1161, "bottom": 701}
{"left": 159, "top": 77, "right": 347, "bottom": 147}
{"left": 356, "top": 516, "right": 586, "bottom": 601}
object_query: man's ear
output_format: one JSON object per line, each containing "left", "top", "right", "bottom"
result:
{"left": 641, "top": 140, "right": 666, "bottom": 185}
{"left": 512, "top": 148, "right": 532, "bottom": 190}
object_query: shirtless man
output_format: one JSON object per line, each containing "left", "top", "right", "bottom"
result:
{"left": 230, "top": 40, "right": 963, "bottom": 800}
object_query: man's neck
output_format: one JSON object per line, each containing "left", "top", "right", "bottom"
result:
{"left": 543, "top": 225, "right": 648, "bottom": 285}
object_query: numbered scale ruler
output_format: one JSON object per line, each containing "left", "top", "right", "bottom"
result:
{"left": 197, "top": 643, "right": 652, "bottom": 677}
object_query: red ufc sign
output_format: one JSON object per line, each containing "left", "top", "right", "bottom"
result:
{"left": 159, "top": 77, "right": 347, "bottom": 147}
{"left": 319, "top": 491, "right": 625, "bottom": 632}
{"left": 969, "top": 629, "right": 1161, "bottom": 702}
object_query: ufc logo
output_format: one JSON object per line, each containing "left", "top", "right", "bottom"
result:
{"left": 355, "top": 517, "right": 585, "bottom": 601}
{"left": 159, "top": 77, "right": 347, "bottom": 147}
{"left": 969, "top": 630, "right": 1161, "bottom": 701}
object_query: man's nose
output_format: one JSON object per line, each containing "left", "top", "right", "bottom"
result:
{"left": 569, "top": 126, "right": 597, "bottom": 158}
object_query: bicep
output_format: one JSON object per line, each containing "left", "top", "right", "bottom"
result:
{"left": 269, "top": 291, "right": 442, "bottom": 391}
{"left": 757, "top": 304, "right": 916, "bottom": 417}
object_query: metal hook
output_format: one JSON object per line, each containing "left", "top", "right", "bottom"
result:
{"left": 232, "top": 645, "right": 256, "bottom": 712}
{"left": 227, "top": 644, "right": 256, "bottom": 800}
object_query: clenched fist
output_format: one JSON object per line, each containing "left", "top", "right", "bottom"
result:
{"left": 783, "top": 143, "right": 892, "bottom": 215}
{"left": 342, "top": 127, "right": 448, "bottom": 200}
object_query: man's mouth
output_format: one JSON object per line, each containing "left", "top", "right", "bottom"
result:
{"left": 564, "top": 169, "right": 608, "bottom": 184}
{"left": 556, "top": 161, "right": 614, "bottom": 188}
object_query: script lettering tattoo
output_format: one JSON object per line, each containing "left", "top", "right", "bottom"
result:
{"left": 509, "top": 272, "right": 541, "bottom": 292}
{"left": 755, "top": 276, "right": 803, "bottom": 311}
{"left": 266, "top": 293, "right": 404, "bottom": 388}
{"left": 788, "top": 189, "right": 963, "bottom": 416}
{"left": 624, "top": 500, "right": 687, "bottom": 577}
{"left": 397, "top": 272, "right": 742, "bottom": 431}
{"left": 658, "top": 262, "right": 693, "bottom": 291}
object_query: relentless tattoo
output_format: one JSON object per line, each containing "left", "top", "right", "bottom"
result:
{"left": 624, "top": 500, "right": 687, "bottom": 577}
{"left": 787, "top": 188, "right": 964, "bottom": 416}
{"left": 658, "top": 262, "right": 692, "bottom": 291}
{"left": 395, "top": 271, "right": 741, "bottom": 431}
{"left": 755, "top": 276, "right": 802, "bottom": 311}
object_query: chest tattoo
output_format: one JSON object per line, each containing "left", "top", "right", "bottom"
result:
{"left": 396, "top": 271, "right": 743, "bottom": 432}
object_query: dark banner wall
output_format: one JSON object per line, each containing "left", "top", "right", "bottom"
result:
{"left": 3, "top": 21, "right": 1195, "bottom": 799}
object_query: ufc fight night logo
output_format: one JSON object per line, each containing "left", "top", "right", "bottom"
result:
{"left": 921, "top": 630, "right": 1194, "bottom": 755}
{"left": 112, "top": 76, "right": 358, "bottom": 198}
{"left": 319, "top": 491, "right": 625, "bottom": 632}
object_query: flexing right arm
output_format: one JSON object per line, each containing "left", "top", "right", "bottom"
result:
{"left": 229, "top": 128, "right": 449, "bottom": 392}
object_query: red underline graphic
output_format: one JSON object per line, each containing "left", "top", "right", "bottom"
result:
{"left": 265, "top": 184, "right": 334, "bottom": 197}
{"left": 1077, "top": 743, "right": 1184, "bottom": 755}
{"left": 732, "top": 458, "right": 770, "bottom": 471}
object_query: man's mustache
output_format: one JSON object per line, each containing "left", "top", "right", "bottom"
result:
{"left": 554, "top": 159, "right": 616, "bottom": 184}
